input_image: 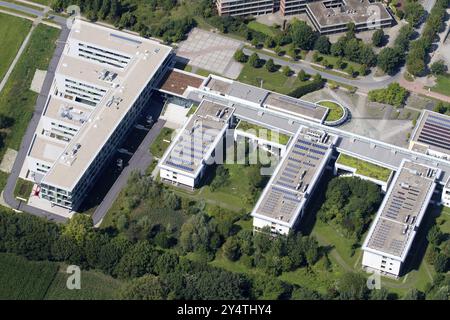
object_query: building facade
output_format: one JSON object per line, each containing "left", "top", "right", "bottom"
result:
{"left": 216, "top": 0, "right": 393, "bottom": 34}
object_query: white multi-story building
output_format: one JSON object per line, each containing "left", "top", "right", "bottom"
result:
{"left": 23, "top": 19, "right": 173, "bottom": 211}
{"left": 216, "top": 0, "right": 393, "bottom": 34}
{"left": 159, "top": 100, "right": 235, "bottom": 188}
{"left": 362, "top": 160, "right": 440, "bottom": 277}
{"left": 251, "top": 126, "right": 337, "bottom": 235}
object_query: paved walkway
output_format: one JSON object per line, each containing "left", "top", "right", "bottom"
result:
{"left": 399, "top": 76, "right": 450, "bottom": 103}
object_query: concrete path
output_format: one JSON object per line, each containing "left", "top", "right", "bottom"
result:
{"left": 399, "top": 76, "right": 450, "bottom": 103}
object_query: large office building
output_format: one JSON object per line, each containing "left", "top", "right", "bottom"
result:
{"left": 305, "top": 0, "right": 393, "bottom": 34}
{"left": 251, "top": 126, "right": 337, "bottom": 235}
{"left": 216, "top": 0, "right": 393, "bottom": 34}
{"left": 361, "top": 160, "right": 440, "bottom": 277}
{"left": 215, "top": 0, "right": 277, "bottom": 16}
{"left": 24, "top": 19, "right": 173, "bottom": 211}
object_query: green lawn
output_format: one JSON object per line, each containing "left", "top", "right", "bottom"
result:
{"left": 0, "top": 13, "right": 32, "bottom": 82}
{"left": 237, "top": 63, "right": 309, "bottom": 95}
{"left": 0, "top": 252, "right": 123, "bottom": 300}
{"left": 26, "top": 0, "right": 51, "bottom": 5}
{"left": 315, "top": 53, "right": 363, "bottom": 77}
{"left": 146, "top": 127, "right": 174, "bottom": 175}
{"left": 318, "top": 100, "right": 344, "bottom": 122}
{"left": 0, "top": 171, "right": 9, "bottom": 194}
{"left": 150, "top": 127, "right": 174, "bottom": 159}
{"left": 13, "top": 178, "right": 34, "bottom": 200}
{"left": 336, "top": 154, "right": 392, "bottom": 182}
{"left": 247, "top": 21, "right": 280, "bottom": 37}
{"left": 44, "top": 265, "right": 122, "bottom": 300}
{"left": 186, "top": 104, "right": 198, "bottom": 117}
{"left": 430, "top": 74, "right": 450, "bottom": 97}
{"left": 0, "top": 24, "right": 59, "bottom": 158}
{"left": 0, "top": 253, "right": 58, "bottom": 300}
{"left": 236, "top": 120, "right": 291, "bottom": 145}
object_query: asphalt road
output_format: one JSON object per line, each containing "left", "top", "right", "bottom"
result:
{"left": 2, "top": 22, "right": 70, "bottom": 223}
{"left": 0, "top": 1, "right": 45, "bottom": 17}
{"left": 92, "top": 119, "right": 167, "bottom": 226}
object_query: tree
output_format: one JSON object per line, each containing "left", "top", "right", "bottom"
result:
{"left": 347, "top": 66, "right": 356, "bottom": 78}
{"left": 251, "top": 275, "right": 291, "bottom": 300}
{"left": 282, "top": 66, "right": 292, "bottom": 76}
{"left": 406, "top": 55, "right": 426, "bottom": 76}
{"left": 0, "top": 114, "right": 13, "bottom": 129}
{"left": 297, "top": 69, "right": 308, "bottom": 81}
{"left": 427, "top": 225, "right": 443, "bottom": 246}
{"left": 291, "top": 286, "right": 322, "bottom": 300}
{"left": 179, "top": 214, "right": 214, "bottom": 253}
{"left": 119, "top": 275, "right": 166, "bottom": 300}
{"left": 370, "top": 287, "right": 391, "bottom": 300}
{"left": 395, "top": 25, "right": 414, "bottom": 52}
{"left": 346, "top": 22, "right": 356, "bottom": 38}
{"left": 274, "top": 45, "right": 283, "bottom": 56}
{"left": 264, "top": 37, "right": 275, "bottom": 48}
{"left": 404, "top": 0, "right": 425, "bottom": 27}
{"left": 318, "top": 176, "right": 382, "bottom": 239}
{"left": 210, "top": 166, "right": 230, "bottom": 191}
{"left": 368, "top": 83, "right": 409, "bottom": 107}
{"left": 314, "top": 35, "right": 331, "bottom": 54}
{"left": 434, "top": 253, "right": 448, "bottom": 273}
{"left": 335, "top": 57, "right": 345, "bottom": 70}
{"left": 372, "top": 29, "right": 385, "bottom": 47}
{"left": 337, "top": 272, "right": 369, "bottom": 300}
{"left": 62, "top": 214, "right": 94, "bottom": 245}
{"left": 286, "top": 43, "right": 297, "bottom": 60}
{"left": 434, "top": 102, "right": 450, "bottom": 114}
{"left": 114, "top": 241, "right": 158, "bottom": 278}
{"left": 377, "top": 47, "right": 403, "bottom": 75}
{"left": 265, "top": 58, "right": 276, "bottom": 72}
{"left": 251, "top": 38, "right": 259, "bottom": 48}
{"left": 234, "top": 49, "right": 247, "bottom": 63}
{"left": 248, "top": 52, "right": 260, "bottom": 68}
{"left": 403, "top": 288, "right": 425, "bottom": 300}
{"left": 222, "top": 236, "right": 241, "bottom": 261}
{"left": 431, "top": 60, "right": 447, "bottom": 75}
{"left": 290, "top": 20, "right": 318, "bottom": 50}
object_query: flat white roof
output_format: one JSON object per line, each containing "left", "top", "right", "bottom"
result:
{"left": 363, "top": 160, "right": 439, "bottom": 261}
{"left": 41, "top": 19, "right": 172, "bottom": 190}
{"left": 252, "top": 126, "right": 337, "bottom": 227}
{"left": 159, "top": 99, "right": 234, "bottom": 177}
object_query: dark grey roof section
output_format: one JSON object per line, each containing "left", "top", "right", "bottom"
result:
{"left": 411, "top": 110, "right": 450, "bottom": 155}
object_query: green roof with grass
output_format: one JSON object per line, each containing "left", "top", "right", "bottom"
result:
{"left": 336, "top": 154, "right": 392, "bottom": 182}
{"left": 318, "top": 100, "right": 344, "bottom": 122}
{"left": 236, "top": 120, "right": 291, "bottom": 145}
